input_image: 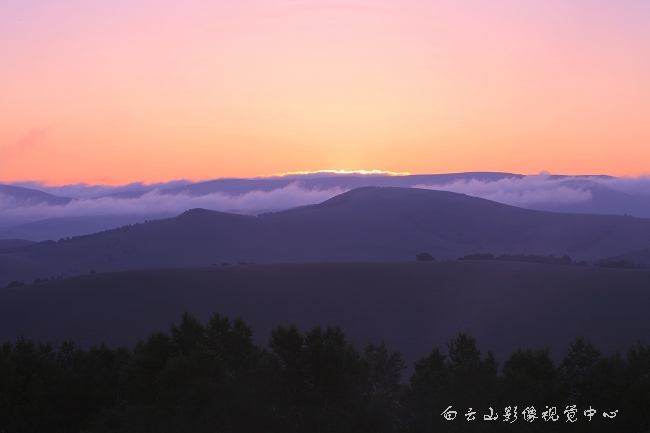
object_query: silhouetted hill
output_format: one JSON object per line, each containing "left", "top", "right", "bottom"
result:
{"left": 0, "top": 214, "right": 174, "bottom": 242}
{"left": 0, "top": 239, "right": 34, "bottom": 250}
{"left": 523, "top": 177, "right": 650, "bottom": 216}
{"left": 1, "top": 187, "right": 649, "bottom": 284}
{"left": 140, "top": 172, "right": 650, "bottom": 218}
{"left": 606, "top": 247, "right": 650, "bottom": 267}
{"left": 0, "top": 184, "right": 73, "bottom": 207}
{"left": 0, "top": 185, "right": 74, "bottom": 228}
{"left": 160, "top": 172, "right": 517, "bottom": 196}
{"left": 2, "top": 261, "right": 649, "bottom": 370}
{"left": 4, "top": 173, "right": 650, "bottom": 241}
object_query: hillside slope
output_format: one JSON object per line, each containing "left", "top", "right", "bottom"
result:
{"left": 1, "top": 261, "right": 649, "bottom": 369}
{"left": 607, "top": 247, "right": 650, "bottom": 267}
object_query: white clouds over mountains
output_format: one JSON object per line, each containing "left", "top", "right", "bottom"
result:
{"left": 415, "top": 175, "right": 595, "bottom": 206}
{"left": 0, "top": 182, "right": 347, "bottom": 227}
{"left": 2, "top": 173, "right": 650, "bottom": 238}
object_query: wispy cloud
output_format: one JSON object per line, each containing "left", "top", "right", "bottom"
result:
{"left": 0, "top": 183, "right": 347, "bottom": 224}
{"left": 11, "top": 180, "right": 194, "bottom": 199}
{"left": 413, "top": 174, "right": 650, "bottom": 209}
{"left": 0, "top": 128, "right": 53, "bottom": 166}
{"left": 414, "top": 175, "right": 595, "bottom": 206}
{"left": 4, "top": 173, "right": 650, "bottom": 231}
{"left": 596, "top": 176, "right": 650, "bottom": 197}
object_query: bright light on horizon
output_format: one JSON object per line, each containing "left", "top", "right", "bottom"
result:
{"left": 263, "top": 169, "right": 411, "bottom": 178}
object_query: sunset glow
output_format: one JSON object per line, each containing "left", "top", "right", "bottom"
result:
{"left": 264, "top": 169, "right": 411, "bottom": 177}
{"left": 1, "top": 0, "right": 649, "bottom": 185}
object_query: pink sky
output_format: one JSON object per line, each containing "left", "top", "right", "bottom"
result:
{"left": 1, "top": 0, "right": 649, "bottom": 185}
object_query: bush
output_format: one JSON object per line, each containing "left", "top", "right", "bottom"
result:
{"left": 416, "top": 253, "right": 435, "bottom": 262}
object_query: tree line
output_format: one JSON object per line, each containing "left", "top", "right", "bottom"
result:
{"left": 0, "top": 313, "right": 649, "bottom": 432}
{"left": 594, "top": 258, "right": 646, "bottom": 269}
{"left": 457, "top": 253, "right": 589, "bottom": 267}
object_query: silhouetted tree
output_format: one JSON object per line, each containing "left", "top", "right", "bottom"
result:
{"left": 1, "top": 315, "right": 649, "bottom": 432}
{"left": 595, "top": 259, "right": 645, "bottom": 269}
{"left": 405, "top": 333, "right": 500, "bottom": 432}
{"left": 404, "top": 347, "right": 448, "bottom": 432}
{"left": 501, "top": 348, "right": 558, "bottom": 407}
{"left": 458, "top": 253, "right": 589, "bottom": 267}
{"left": 623, "top": 341, "right": 650, "bottom": 432}
{"left": 559, "top": 338, "right": 602, "bottom": 407}
{"left": 360, "top": 341, "right": 406, "bottom": 431}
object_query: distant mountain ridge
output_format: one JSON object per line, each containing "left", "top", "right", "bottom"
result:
{"left": 1, "top": 173, "right": 518, "bottom": 239}
{"left": 157, "top": 172, "right": 517, "bottom": 197}
{"left": 607, "top": 247, "right": 650, "bottom": 267}
{"left": 3, "top": 172, "right": 650, "bottom": 241}
{"left": 0, "top": 214, "right": 175, "bottom": 241}
{"left": 0, "top": 185, "right": 73, "bottom": 206}
{"left": 1, "top": 187, "right": 649, "bottom": 285}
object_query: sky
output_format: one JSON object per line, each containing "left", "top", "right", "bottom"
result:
{"left": 1, "top": 0, "right": 649, "bottom": 186}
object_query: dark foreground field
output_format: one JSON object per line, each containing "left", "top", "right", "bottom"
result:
{"left": 2, "top": 260, "right": 649, "bottom": 367}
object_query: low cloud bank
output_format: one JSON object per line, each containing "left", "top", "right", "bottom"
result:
{"left": 11, "top": 180, "right": 194, "bottom": 199}
{"left": 4, "top": 174, "right": 650, "bottom": 229}
{"left": 11, "top": 169, "right": 407, "bottom": 198}
{"left": 413, "top": 174, "right": 650, "bottom": 211}
{"left": 0, "top": 183, "right": 347, "bottom": 226}
{"left": 413, "top": 175, "right": 595, "bottom": 206}
{"left": 596, "top": 176, "right": 650, "bottom": 197}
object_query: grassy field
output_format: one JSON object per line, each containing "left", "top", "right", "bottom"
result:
{"left": 2, "top": 260, "right": 649, "bottom": 371}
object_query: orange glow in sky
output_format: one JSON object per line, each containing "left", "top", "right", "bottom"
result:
{"left": 265, "top": 169, "right": 411, "bottom": 177}
{"left": 1, "top": 0, "right": 649, "bottom": 185}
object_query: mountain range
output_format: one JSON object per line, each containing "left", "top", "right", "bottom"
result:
{"left": 2, "top": 172, "right": 650, "bottom": 241}
{"left": 2, "top": 186, "right": 649, "bottom": 286}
